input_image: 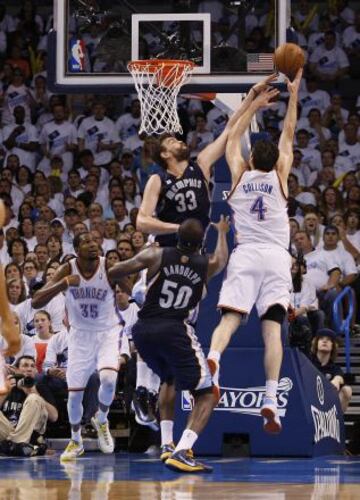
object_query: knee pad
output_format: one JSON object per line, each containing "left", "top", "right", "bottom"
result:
{"left": 261, "top": 304, "right": 286, "bottom": 325}
{"left": 98, "top": 369, "right": 118, "bottom": 406}
{"left": 67, "top": 390, "right": 84, "bottom": 425}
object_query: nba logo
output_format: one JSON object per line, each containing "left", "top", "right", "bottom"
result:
{"left": 69, "top": 39, "right": 85, "bottom": 72}
{"left": 181, "top": 391, "right": 193, "bottom": 411}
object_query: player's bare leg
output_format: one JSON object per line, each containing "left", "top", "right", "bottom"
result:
{"left": 260, "top": 317, "right": 284, "bottom": 434}
{"left": 91, "top": 368, "right": 117, "bottom": 454}
{"left": 159, "top": 382, "right": 176, "bottom": 461}
{"left": 207, "top": 312, "right": 242, "bottom": 390}
{"left": 165, "top": 391, "right": 214, "bottom": 473}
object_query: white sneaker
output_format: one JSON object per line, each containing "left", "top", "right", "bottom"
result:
{"left": 260, "top": 397, "right": 282, "bottom": 434}
{"left": 60, "top": 439, "right": 84, "bottom": 461}
{"left": 91, "top": 416, "right": 114, "bottom": 454}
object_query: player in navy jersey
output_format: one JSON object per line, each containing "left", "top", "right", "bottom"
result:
{"left": 109, "top": 217, "right": 229, "bottom": 473}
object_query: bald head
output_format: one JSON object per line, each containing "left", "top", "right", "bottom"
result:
{"left": 177, "top": 219, "right": 204, "bottom": 251}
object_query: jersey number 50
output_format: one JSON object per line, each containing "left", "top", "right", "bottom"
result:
{"left": 159, "top": 280, "right": 193, "bottom": 309}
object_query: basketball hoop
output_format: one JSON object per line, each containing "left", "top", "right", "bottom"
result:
{"left": 128, "top": 59, "right": 195, "bottom": 135}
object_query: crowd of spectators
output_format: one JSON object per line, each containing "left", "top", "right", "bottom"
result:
{"left": 0, "top": 0, "right": 358, "bottom": 451}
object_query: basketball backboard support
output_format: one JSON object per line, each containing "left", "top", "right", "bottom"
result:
{"left": 49, "top": 0, "right": 288, "bottom": 94}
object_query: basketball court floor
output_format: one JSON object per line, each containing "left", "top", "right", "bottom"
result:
{"left": 0, "top": 452, "right": 359, "bottom": 499}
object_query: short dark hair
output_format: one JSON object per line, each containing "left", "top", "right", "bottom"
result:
{"left": 251, "top": 140, "right": 279, "bottom": 172}
{"left": 177, "top": 218, "right": 204, "bottom": 251}
{"left": 15, "top": 355, "right": 36, "bottom": 368}
{"left": 73, "top": 231, "right": 89, "bottom": 251}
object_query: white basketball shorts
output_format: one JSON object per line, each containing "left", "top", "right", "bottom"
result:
{"left": 67, "top": 326, "right": 120, "bottom": 389}
{"left": 218, "top": 244, "right": 291, "bottom": 318}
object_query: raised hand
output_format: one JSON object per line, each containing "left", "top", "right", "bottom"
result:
{"left": 252, "top": 73, "right": 278, "bottom": 95}
{"left": 252, "top": 87, "right": 280, "bottom": 110}
{"left": 286, "top": 68, "right": 303, "bottom": 96}
{"left": 211, "top": 215, "right": 230, "bottom": 233}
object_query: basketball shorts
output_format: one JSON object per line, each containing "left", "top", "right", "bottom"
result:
{"left": 67, "top": 326, "right": 119, "bottom": 389}
{"left": 218, "top": 244, "right": 292, "bottom": 318}
{"left": 132, "top": 319, "right": 212, "bottom": 393}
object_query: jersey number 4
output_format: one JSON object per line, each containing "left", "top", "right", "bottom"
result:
{"left": 159, "top": 280, "right": 193, "bottom": 309}
{"left": 174, "top": 191, "right": 197, "bottom": 212}
{"left": 250, "top": 195, "right": 267, "bottom": 221}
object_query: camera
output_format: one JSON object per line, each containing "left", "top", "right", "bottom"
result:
{"left": 12, "top": 374, "right": 35, "bottom": 389}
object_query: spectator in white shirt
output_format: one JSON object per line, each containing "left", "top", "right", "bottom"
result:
{"left": 3, "top": 105, "right": 38, "bottom": 172}
{"left": 297, "top": 108, "right": 331, "bottom": 150}
{"left": 186, "top": 113, "right": 214, "bottom": 159}
{"left": 2, "top": 69, "right": 33, "bottom": 125}
{"left": 342, "top": 10, "right": 360, "bottom": 58}
{"left": 299, "top": 77, "right": 331, "bottom": 118}
{"left": 78, "top": 101, "right": 119, "bottom": 166}
{"left": 295, "top": 129, "right": 322, "bottom": 172}
{"left": 338, "top": 123, "right": 360, "bottom": 166}
{"left": 111, "top": 198, "right": 131, "bottom": 231}
{"left": 38, "top": 103, "right": 77, "bottom": 174}
{"left": 115, "top": 99, "right": 141, "bottom": 143}
{"left": 309, "top": 30, "right": 349, "bottom": 82}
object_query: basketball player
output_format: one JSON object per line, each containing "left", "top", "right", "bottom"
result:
{"left": 0, "top": 264, "right": 21, "bottom": 393}
{"left": 31, "top": 232, "right": 131, "bottom": 460}
{"left": 134, "top": 74, "right": 277, "bottom": 445}
{"left": 108, "top": 217, "right": 229, "bottom": 472}
{"left": 207, "top": 69, "right": 303, "bottom": 434}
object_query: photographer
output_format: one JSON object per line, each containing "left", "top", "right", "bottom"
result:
{"left": 311, "top": 329, "right": 352, "bottom": 413}
{"left": 0, "top": 355, "right": 58, "bottom": 457}
{"left": 288, "top": 253, "right": 325, "bottom": 355}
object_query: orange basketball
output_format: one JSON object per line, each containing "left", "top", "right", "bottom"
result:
{"left": 273, "top": 43, "right": 305, "bottom": 80}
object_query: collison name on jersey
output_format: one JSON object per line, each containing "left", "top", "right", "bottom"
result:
{"left": 242, "top": 182, "right": 274, "bottom": 195}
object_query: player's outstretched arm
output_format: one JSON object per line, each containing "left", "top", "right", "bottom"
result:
{"left": 197, "top": 74, "right": 278, "bottom": 181}
{"left": 207, "top": 215, "right": 230, "bottom": 279}
{"left": 136, "top": 175, "right": 180, "bottom": 235}
{"left": 108, "top": 246, "right": 162, "bottom": 285}
{"left": 0, "top": 265, "right": 20, "bottom": 356}
{"left": 32, "top": 263, "right": 79, "bottom": 309}
{"left": 226, "top": 86, "right": 280, "bottom": 185}
{"left": 277, "top": 68, "right": 303, "bottom": 181}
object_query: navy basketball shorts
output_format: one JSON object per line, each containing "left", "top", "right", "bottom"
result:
{"left": 132, "top": 318, "right": 212, "bottom": 393}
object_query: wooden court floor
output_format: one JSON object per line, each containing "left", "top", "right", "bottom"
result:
{"left": 0, "top": 453, "right": 359, "bottom": 499}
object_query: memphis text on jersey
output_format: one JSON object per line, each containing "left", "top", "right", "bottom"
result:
{"left": 163, "top": 265, "right": 202, "bottom": 285}
{"left": 165, "top": 178, "right": 203, "bottom": 200}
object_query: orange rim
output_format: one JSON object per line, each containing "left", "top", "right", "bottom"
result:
{"left": 128, "top": 59, "right": 196, "bottom": 88}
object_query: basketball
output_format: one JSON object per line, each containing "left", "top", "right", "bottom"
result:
{"left": 273, "top": 43, "right": 305, "bottom": 80}
{"left": 0, "top": 200, "right": 5, "bottom": 229}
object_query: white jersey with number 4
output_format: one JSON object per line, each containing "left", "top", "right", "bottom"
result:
{"left": 65, "top": 257, "right": 119, "bottom": 332}
{"left": 229, "top": 169, "right": 289, "bottom": 249}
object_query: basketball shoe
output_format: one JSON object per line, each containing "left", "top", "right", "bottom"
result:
{"left": 60, "top": 440, "right": 85, "bottom": 461}
{"left": 160, "top": 442, "right": 175, "bottom": 462}
{"left": 260, "top": 397, "right": 282, "bottom": 434}
{"left": 165, "top": 450, "right": 213, "bottom": 473}
{"left": 91, "top": 416, "right": 114, "bottom": 453}
{"left": 132, "top": 386, "right": 158, "bottom": 431}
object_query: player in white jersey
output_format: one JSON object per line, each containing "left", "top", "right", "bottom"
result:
{"left": 208, "top": 69, "right": 303, "bottom": 435}
{"left": 32, "top": 231, "right": 131, "bottom": 460}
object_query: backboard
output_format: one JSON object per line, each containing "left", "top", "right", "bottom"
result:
{"left": 49, "top": 0, "right": 288, "bottom": 94}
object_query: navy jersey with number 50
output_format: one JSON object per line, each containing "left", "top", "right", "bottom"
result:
{"left": 155, "top": 162, "right": 210, "bottom": 247}
{"left": 138, "top": 248, "right": 208, "bottom": 321}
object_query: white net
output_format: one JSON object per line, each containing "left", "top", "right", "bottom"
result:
{"left": 127, "top": 60, "right": 195, "bottom": 135}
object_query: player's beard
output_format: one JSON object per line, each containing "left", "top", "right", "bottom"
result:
{"left": 173, "top": 143, "right": 190, "bottom": 162}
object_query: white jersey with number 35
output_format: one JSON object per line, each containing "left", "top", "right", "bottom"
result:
{"left": 229, "top": 169, "right": 289, "bottom": 249}
{"left": 65, "top": 257, "right": 119, "bottom": 332}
